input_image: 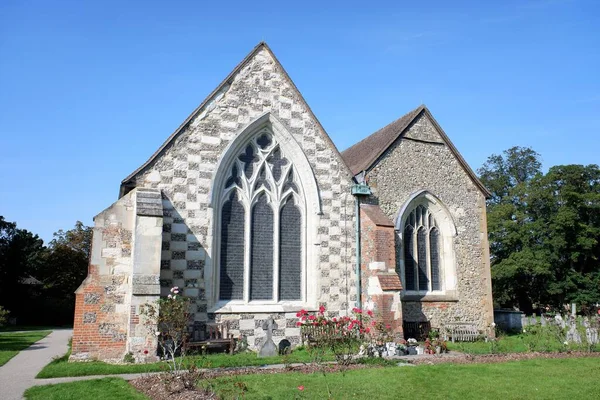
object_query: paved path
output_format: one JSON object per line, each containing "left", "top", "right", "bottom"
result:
{"left": 0, "top": 329, "right": 72, "bottom": 400}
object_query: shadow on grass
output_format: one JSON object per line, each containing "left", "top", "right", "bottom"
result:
{"left": 0, "top": 332, "right": 51, "bottom": 351}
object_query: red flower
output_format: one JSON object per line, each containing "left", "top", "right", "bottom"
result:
{"left": 319, "top": 305, "right": 326, "bottom": 314}
{"left": 371, "top": 321, "right": 376, "bottom": 327}
{"left": 366, "top": 327, "right": 371, "bottom": 334}
{"left": 367, "top": 310, "right": 373, "bottom": 317}
{"left": 308, "top": 315, "right": 316, "bottom": 321}
{"left": 296, "top": 311, "right": 302, "bottom": 317}
{"left": 386, "top": 324, "right": 391, "bottom": 330}
{"left": 322, "top": 320, "right": 327, "bottom": 326}
{"left": 298, "top": 385, "right": 304, "bottom": 391}
{"left": 296, "top": 321, "right": 302, "bottom": 327}
{"left": 312, "top": 322, "right": 318, "bottom": 326}
{"left": 143, "top": 349, "right": 148, "bottom": 355}
{"left": 332, "top": 317, "right": 337, "bottom": 322}
{"left": 301, "top": 316, "right": 307, "bottom": 321}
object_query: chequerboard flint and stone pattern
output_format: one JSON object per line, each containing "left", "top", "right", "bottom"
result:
{"left": 130, "top": 46, "right": 357, "bottom": 348}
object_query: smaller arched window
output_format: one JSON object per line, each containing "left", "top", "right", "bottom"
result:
{"left": 401, "top": 204, "right": 445, "bottom": 293}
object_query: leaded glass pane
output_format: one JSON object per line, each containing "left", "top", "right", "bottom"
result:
{"left": 219, "top": 192, "right": 245, "bottom": 300}
{"left": 417, "top": 227, "right": 428, "bottom": 291}
{"left": 225, "top": 164, "right": 242, "bottom": 189}
{"left": 282, "top": 168, "right": 298, "bottom": 193}
{"left": 267, "top": 147, "right": 288, "bottom": 182}
{"left": 279, "top": 198, "right": 302, "bottom": 300}
{"left": 430, "top": 228, "right": 441, "bottom": 290}
{"left": 239, "top": 145, "right": 258, "bottom": 178}
{"left": 257, "top": 133, "right": 272, "bottom": 150}
{"left": 404, "top": 226, "right": 415, "bottom": 290}
{"left": 254, "top": 166, "right": 271, "bottom": 191}
{"left": 250, "top": 195, "right": 274, "bottom": 300}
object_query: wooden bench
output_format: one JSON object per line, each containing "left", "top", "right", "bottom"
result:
{"left": 444, "top": 323, "right": 480, "bottom": 342}
{"left": 301, "top": 324, "right": 345, "bottom": 346}
{"left": 184, "top": 321, "right": 236, "bottom": 355}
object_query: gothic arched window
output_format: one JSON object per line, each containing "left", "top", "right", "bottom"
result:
{"left": 402, "top": 205, "right": 442, "bottom": 292}
{"left": 217, "top": 130, "right": 304, "bottom": 303}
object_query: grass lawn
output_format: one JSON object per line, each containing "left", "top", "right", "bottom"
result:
{"left": 37, "top": 347, "right": 333, "bottom": 378}
{"left": 24, "top": 377, "right": 148, "bottom": 400}
{"left": 0, "top": 331, "right": 51, "bottom": 366}
{"left": 207, "top": 357, "right": 600, "bottom": 399}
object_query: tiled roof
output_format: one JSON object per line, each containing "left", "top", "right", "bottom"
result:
{"left": 341, "top": 105, "right": 491, "bottom": 198}
{"left": 360, "top": 204, "right": 394, "bottom": 227}
{"left": 341, "top": 105, "right": 424, "bottom": 176}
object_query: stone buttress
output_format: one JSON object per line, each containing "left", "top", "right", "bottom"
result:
{"left": 71, "top": 188, "right": 163, "bottom": 362}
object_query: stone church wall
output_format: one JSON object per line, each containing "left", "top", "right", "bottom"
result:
{"left": 365, "top": 113, "right": 494, "bottom": 330}
{"left": 129, "top": 47, "right": 357, "bottom": 349}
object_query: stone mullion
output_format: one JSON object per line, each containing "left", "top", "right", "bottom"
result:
{"left": 426, "top": 225, "right": 432, "bottom": 292}
{"left": 243, "top": 176, "right": 253, "bottom": 303}
{"left": 425, "top": 210, "right": 431, "bottom": 292}
{"left": 412, "top": 225, "right": 418, "bottom": 290}
{"left": 273, "top": 200, "right": 281, "bottom": 302}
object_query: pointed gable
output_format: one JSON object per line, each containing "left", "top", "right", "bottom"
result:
{"left": 341, "top": 105, "right": 490, "bottom": 198}
{"left": 120, "top": 42, "right": 352, "bottom": 196}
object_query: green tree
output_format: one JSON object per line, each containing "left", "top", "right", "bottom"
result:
{"left": 36, "top": 222, "right": 92, "bottom": 325}
{"left": 0, "top": 216, "right": 46, "bottom": 322}
{"left": 527, "top": 165, "right": 600, "bottom": 307}
{"left": 479, "top": 148, "right": 600, "bottom": 312}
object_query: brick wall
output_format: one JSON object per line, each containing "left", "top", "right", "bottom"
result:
{"left": 72, "top": 265, "right": 128, "bottom": 361}
{"left": 359, "top": 204, "right": 403, "bottom": 338}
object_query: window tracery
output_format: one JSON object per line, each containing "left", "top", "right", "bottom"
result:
{"left": 218, "top": 129, "right": 303, "bottom": 302}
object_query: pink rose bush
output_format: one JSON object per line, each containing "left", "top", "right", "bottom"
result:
{"left": 295, "top": 305, "right": 395, "bottom": 363}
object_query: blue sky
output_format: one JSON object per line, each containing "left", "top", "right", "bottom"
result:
{"left": 1, "top": 0, "right": 598, "bottom": 242}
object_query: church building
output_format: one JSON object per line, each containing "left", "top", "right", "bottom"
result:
{"left": 71, "top": 42, "right": 494, "bottom": 362}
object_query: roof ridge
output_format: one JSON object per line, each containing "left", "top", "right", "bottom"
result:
{"left": 342, "top": 104, "right": 423, "bottom": 157}
{"left": 340, "top": 104, "right": 424, "bottom": 175}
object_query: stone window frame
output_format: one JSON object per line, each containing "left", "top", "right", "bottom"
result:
{"left": 208, "top": 112, "right": 321, "bottom": 313}
{"left": 395, "top": 190, "right": 458, "bottom": 301}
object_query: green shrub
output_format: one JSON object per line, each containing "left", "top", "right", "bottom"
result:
{"left": 0, "top": 306, "right": 9, "bottom": 326}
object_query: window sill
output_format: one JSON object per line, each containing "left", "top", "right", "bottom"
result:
{"left": 401, "top": 291, "right": 458, "bottom": 302}
{"left": 209, "top": 301, "right": 317, "bottom": 314}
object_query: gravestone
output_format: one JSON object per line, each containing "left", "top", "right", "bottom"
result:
{"left": 540, "top": 316, "right": 547, "bottom": 327}
{"left": 566, "top": 317, "right": 581, "bottom": 344}
{"left": 258, "top": 317, "right": 278, "bottom": 357}
{"left": 278, "top": 339, "right": 291, "bottom": 355}
{"left": 583, "top": 317, "right": 599, "bottom": 345}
